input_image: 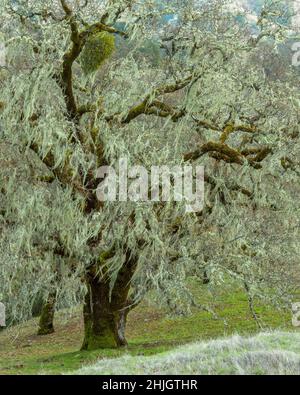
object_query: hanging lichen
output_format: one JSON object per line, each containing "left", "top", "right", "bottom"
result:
{"left": 80, "top": 32, "right": 115, "bottom": 75}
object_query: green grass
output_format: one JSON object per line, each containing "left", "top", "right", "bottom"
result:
{"left": 0, "top": 283, "right": 297, "bottom": 375}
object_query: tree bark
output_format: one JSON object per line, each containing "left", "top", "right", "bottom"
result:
{"left": 37, "top": 292, "right": 56, "bottom": 336}
{"left": 81, "top": 274, "right": 131, "bottom": 350}
{"left": 81, "top": 250, "right": 138, "bottom": 350}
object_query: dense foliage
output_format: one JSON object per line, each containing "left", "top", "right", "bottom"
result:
{"left": 0, "top": 0, "right": 299, "bottom": 347}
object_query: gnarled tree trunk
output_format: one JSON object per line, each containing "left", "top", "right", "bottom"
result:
{"left": 81, "top": 250, "right": 138, "bottom": 350}
{"left": 37, "top": 292, "right": 56, "bottom": 336}
{"left": 81, "top": 276, "right": 130, "bottom": 350}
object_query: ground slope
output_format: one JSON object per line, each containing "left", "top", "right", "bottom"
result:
{"left": 0, "top": 287, "right": 297, "bottom": 374}
{"left": 75, "top": 331, "right": 300, "bottom": 375}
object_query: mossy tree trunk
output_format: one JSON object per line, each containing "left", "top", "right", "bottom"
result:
{"left": 37, "top": 292, "right": 56, "bottom": 336}
{"left": 81, "top": 250, "right": 137, "bottom": 350}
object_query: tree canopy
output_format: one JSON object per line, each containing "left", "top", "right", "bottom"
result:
{"left": 0, "top": 0, "right": 299, "bottom": 349}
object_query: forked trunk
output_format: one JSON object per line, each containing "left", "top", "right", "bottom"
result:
{"left": 37, "top": 292, "right": 56, "bottom": 336}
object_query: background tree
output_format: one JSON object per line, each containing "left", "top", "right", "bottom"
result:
{"left": 0, "top": 0, "right": 299, "bottom": 349}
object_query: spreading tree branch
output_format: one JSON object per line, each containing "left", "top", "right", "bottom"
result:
{"left": 106, "top": 74, "right": 199, "bottom": 124}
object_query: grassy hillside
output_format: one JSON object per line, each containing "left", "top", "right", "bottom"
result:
{"left": 75, "top": 332, "right": 300, "bottom": 375}
{"left": 0, "top": 285, "right": 297, "bottom": 375}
